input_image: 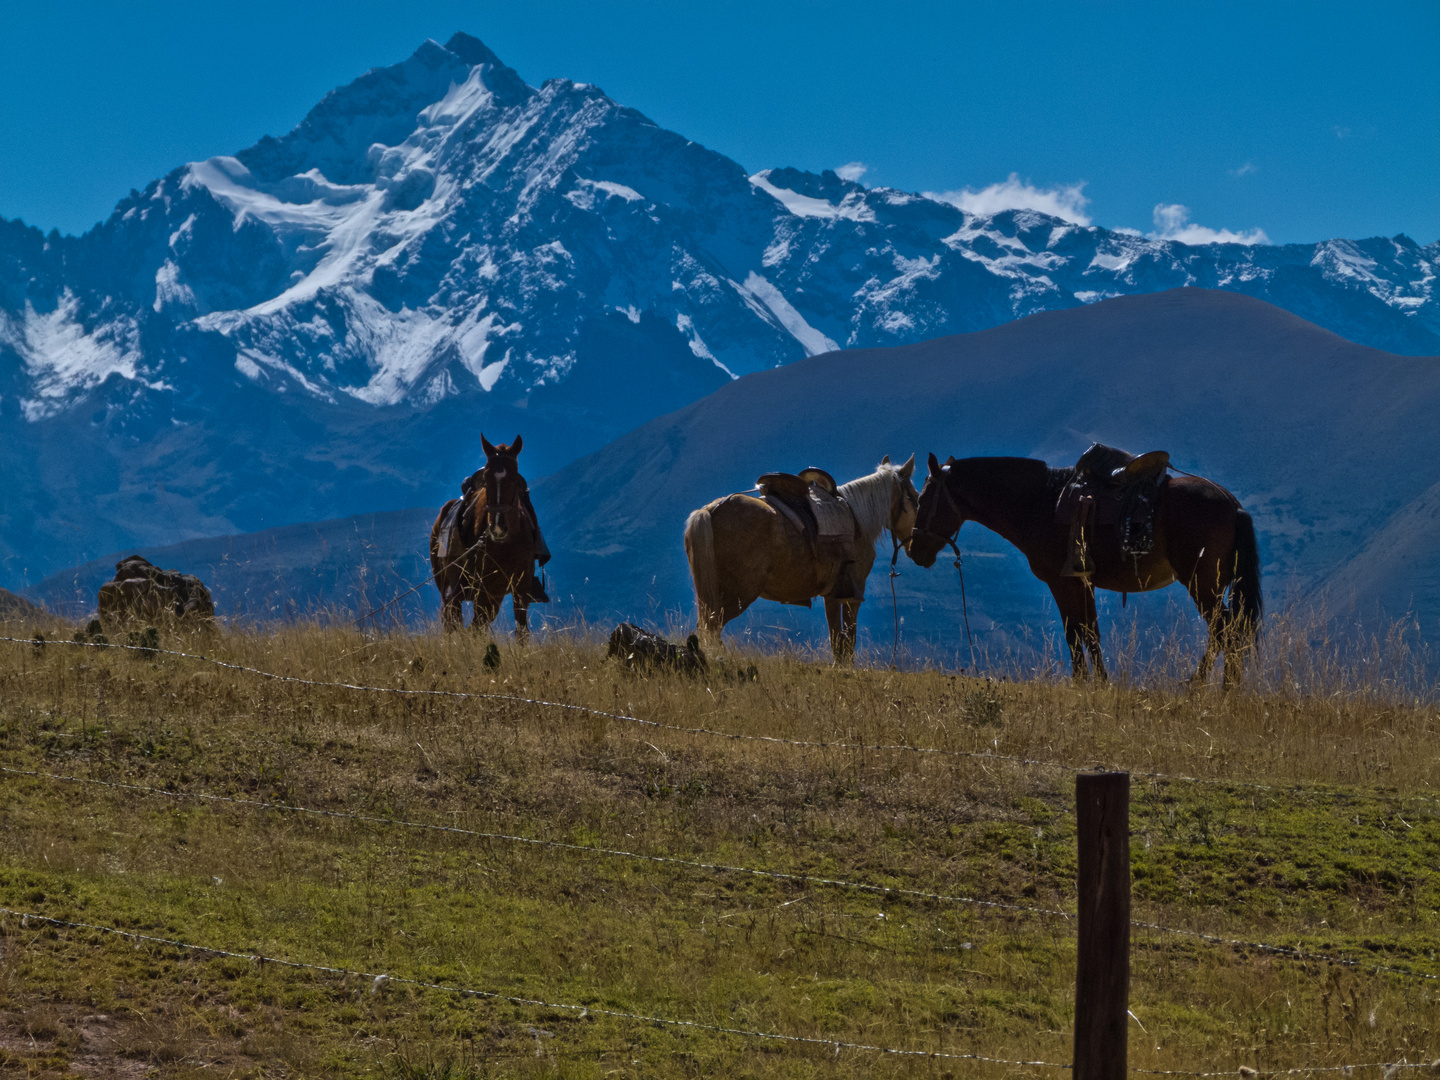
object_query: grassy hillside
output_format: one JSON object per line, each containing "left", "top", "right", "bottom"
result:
{"left": 1, "top": 621, "right": 1438, "bottom": 1077}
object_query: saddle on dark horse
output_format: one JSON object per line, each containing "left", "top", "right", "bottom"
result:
{"left": 756, "top": 467, "right": 864, "bottom": 600}
{"left": 1055, "top": 443, "right": 1170, "bottom": 578}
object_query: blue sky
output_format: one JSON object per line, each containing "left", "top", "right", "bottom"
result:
{"left": 1, "top": 1, "right": 1435, "bottom": 244}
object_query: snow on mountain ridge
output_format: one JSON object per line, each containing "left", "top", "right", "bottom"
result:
{"left": 3, "top": 33, "right": 1437, "bottom": 426}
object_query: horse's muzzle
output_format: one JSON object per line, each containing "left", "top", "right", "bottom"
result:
{"left": 905, "top": 534, "right": 942, "bottom": 569}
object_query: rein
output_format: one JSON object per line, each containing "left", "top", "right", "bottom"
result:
{"left": 948, "top": 538, "right": 977, "bottom": 672}
{"left": 889, "top": 535, "right": 902, "bottom": 669}
{"left": 914, "top": 471, "right": 977, "bottom": 671}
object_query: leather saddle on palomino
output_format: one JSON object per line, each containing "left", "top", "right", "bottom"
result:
{"left": 1055, "top": 444, "right": 1170, "bottom": 578}
{"left": 756, "top": 468, "right": 864, "bottom": 600}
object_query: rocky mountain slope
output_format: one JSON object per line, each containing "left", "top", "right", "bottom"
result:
{"left": 4, "top": 33, "right": 1437, "bottom": 587}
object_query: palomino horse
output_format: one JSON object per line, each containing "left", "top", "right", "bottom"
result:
{"left": 906, "top": 454, "right": 1262, "bottom": 688}
{"left": 430, "top": 436, "right": 547, "bottom": 639}
{"left": 684, "top": 456, "right": 918, "bottom": 664}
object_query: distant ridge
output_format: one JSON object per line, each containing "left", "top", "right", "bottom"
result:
{"left": 29, "top": 510, "right": 436, "bottom": 625}
{"left": 28, "top": 289, "right": 1440, "bottom": 656}
{"left": 0, "top": 588, "right": 48, "bottom": 622}
{"left": 528, "top": 287, "right": 1440, "bottom": 652}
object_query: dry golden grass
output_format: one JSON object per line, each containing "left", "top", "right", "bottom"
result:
{"left": 0, "top": 615, "right": 1438, "bottom": 1078}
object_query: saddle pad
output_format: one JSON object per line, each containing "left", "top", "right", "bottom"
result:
{"left": 436, "top": 501, "right": 463, "bottom": 558}
{"left": 763, "top": 493, "right": 809, "bottom": 537}
{"left": 807, "top": 488, "right": 855, "bottom": 542}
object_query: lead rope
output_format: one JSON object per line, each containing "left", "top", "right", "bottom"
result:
{"left": 888, "top": 536, "right": 902, "bottom": 669}
{"left": 947, "top": 538, "right": 977, "bottom": 672}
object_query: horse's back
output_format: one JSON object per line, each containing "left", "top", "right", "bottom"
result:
{"left": 1162, "top": 474, "right": 1243, "bottom": 523}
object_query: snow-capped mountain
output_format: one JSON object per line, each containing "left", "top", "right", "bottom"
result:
{"left": 2, "top": 33, "right": 1437, "bottom": 585}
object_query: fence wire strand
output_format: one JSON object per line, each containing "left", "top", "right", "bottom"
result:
{"left": 5, "top": 636, "right": 1440, "bottom": 1072}
{"left": 3, "top": 635, "right": 1432, "bottom": 805}
{"left": 3, "top": 908, "right": 1431, "bottom": 1076}
{"left": 0, "top": 906, "right": 1069, "bottom": 1070}
{"left": 0, "top": 764, "right": 1068, "bottom": 920}
{"left": 7, "top": 762, "right": 1438, "bottom": 985}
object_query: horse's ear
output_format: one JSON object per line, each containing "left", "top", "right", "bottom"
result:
{"left": 899, "top": 453, "right": 915, "bottom": 480}
{"left": 927, "top": 452, "right": 942, "bottom": 476}
{"left": 945, "top": 455, "right": 956, "bottom": 466}
{"left": 881, "top": 454, "right": 891, "bottom": 465}
{"left": 511, "top": 434, "right": 523, "bottom": 455}
{"left": 481, "top": 434, "right": 496, "bottom": 458}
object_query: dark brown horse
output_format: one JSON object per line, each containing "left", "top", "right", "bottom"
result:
{"left": 430, "top": 436, "right": 548, "bottom": 639}
{"left": 906, "top": 454, "right": 1262, "bottom": 687}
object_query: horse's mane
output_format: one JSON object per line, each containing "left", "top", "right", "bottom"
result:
{"left": 839, "top": 463, "right": 905, "bottom": 547}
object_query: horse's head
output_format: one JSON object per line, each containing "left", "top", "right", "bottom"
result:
{"left": 907, "top": 453, "right": 964, "bottom": 568}
{"left": 881, "top": 453, "right": 919, "bottom": 543}
{"left": 479, "top": 434, "right": 528, "bottom": 541}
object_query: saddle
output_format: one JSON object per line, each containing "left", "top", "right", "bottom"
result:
{"left": 606, "top": 623, "right": 708, "bottom": 676}
{"left": 1055, "top": 443, "right": 1170, "bottom": 577}
{"left": 435, "top": 499, "right": 466, "bottom": 559}
{"left": 756, "top": 468, "right": 863, "bottom": 599}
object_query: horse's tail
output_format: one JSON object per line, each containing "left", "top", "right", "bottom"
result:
{"left": 1229, "top": 509, "right": 1263, "bottom": 635}
{"left": 684, "top": 505, "right": 721, "bottom": 641}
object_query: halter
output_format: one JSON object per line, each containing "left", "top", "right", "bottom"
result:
{"left": 911, "top": 465, "right": 964, "bottom": 553}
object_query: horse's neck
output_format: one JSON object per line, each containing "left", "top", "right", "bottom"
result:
{"left": 949, "top": 459, "right": 1052, "bottom": 549}
{"left": 464, "top": 490, "right": 489, "bottom": 539}
{"left": 838, "top": 470, "right": 895, "bottom": 544}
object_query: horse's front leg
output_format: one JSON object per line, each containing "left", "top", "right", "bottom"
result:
{"left": 471, "top": 583, "right": 502, "bottom": 633}
{"left": 439, "top": 575, "right": 463, "bottom": 632}
{"left": 512, "top": 592, "right": 530, "bottom": 645}
{"left": 823, "top": 596, "right": 845, "bottom": 662}
{"left": 839, "top": 600, "right": 859, "bottom": 666}
{"left": 823, "top": 596, "right": 858, "bottom": 666}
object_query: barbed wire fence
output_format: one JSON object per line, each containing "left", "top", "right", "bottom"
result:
{"left": 4, "top": 763, "right": 1436, "bottom": 985}
{"left": 3, "top": 634, "right": 1440, "bottom": 1074}
{"left": 4, "top": 635, "right": 1436, "bottom": 804}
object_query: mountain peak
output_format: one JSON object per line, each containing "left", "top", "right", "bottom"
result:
{"left": 442, "top": 32, "right": 505, "bottom": 67}
{"left": 235, "top": 33, "right": 531, "bottom": 185}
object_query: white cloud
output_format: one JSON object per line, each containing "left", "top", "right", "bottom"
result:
{"left": 1148, "top": 203, "right": 1269, "bottom": 246}
{"left": 835, "top": 161, "right": 867, "bottom": 183}
{"left": 926, "top": 173, "right": 1092, "bottom": 225}
{"left": 1229, "top": 161, "right": 1258, "bottom": 177}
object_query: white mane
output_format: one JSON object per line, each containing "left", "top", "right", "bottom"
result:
{"left": 838, "top": 462, "right": 905, "bottom": 547}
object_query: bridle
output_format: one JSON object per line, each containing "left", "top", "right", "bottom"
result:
{"left": 911, "top": 467, "right": 965, "bottom": 560}
{"left": 482, "top": 461, "right": 524, "bottom": 542}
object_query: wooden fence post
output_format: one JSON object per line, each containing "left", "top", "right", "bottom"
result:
{"left": 1073, "top": 771, "right": 1131, "bottom": 1079}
